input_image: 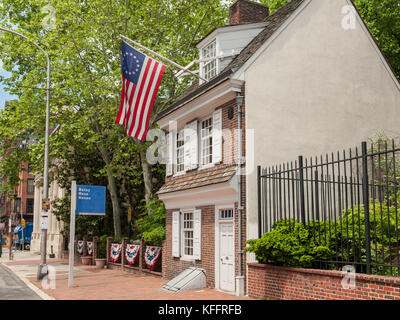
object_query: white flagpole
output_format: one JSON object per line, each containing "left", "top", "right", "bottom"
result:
{"left": 120, "top": 35, "right": 207, "bottom": 82}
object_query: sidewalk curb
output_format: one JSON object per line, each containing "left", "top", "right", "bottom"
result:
{"left": 1, "top": 263, "right": 55, "bottom": 300}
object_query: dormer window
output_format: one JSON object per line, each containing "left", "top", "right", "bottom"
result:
{"left": 201, "top": 40, "right": 217, "bottom": 81}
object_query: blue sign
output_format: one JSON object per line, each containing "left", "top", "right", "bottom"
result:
{"left": 76, "top": 185, "right": 106, "bottom": 216}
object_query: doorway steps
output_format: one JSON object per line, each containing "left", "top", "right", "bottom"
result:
{"left": 160, "top": 267, "right": 206, "bottom": 293}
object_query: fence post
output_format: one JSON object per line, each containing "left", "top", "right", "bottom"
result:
{"left": 362, "top": 141, "right": 372, "bottom": 274}
{"left": 106, "top": 237, "right": 112, "bottom": 269}
{"left": 298, "top": 156, "right": 306, "bottom": 225}
{"left": 257, "top": 166, "right": 262, "bottom": 238}
{"left": 139, "top": 238, "right": 144, "bottom": 273}
{"left": 315, "top": 170, "right": 320, "bottom": 221}
{"left": 83, "top": 236, "right": 87, "bottom": 257}
{"left": 92, "top": 236, "right": 98, "bottom": 265}
{"left": 122, "top": 237, "right": 128, "bottom": 271}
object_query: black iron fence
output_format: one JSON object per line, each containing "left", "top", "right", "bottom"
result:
{"left": 257, "top": 140, "right": 400, "bottom": 276}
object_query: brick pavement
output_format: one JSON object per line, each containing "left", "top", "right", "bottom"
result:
{"left": 22, "top": 262, "right": 251, "bottom": 300}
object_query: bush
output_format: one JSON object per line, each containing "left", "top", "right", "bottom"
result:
{"left": 246, "top": 220, "right": 331, "bottom": 268}
{"left": 98, "top": 235, "right": 108, "bottom": 259}
{"left": 246, "top": 198, "right": 400, "bottom": 275}
{"left": 136, "top": 197, "right": 165, "bottom": 246}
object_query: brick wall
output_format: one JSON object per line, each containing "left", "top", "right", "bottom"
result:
{"left": 248, "top": 263, "right": 400, "bottom": 300}
{"left": 229, "top": 0, "right": 269, "bottom": 25}
{"left": 164, "top": 205, "right": 216, "bottom": 288}
{"left": 161, "top": 89, "right": 247, "bottom": 293}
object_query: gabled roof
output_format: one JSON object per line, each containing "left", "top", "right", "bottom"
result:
{"left": 157, "top": 0, "right": 306, "bottom": 120}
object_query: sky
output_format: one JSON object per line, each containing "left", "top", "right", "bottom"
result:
{"left": 0, "top": 60, "right": 16, "bottom": 109}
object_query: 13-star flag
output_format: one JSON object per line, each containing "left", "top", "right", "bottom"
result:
{"left": 116, "top": 41, "right": 166, "bottom": 141}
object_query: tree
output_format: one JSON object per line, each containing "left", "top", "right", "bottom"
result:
{"left": 0, "top": 0, "right": 228, "bottom": 238}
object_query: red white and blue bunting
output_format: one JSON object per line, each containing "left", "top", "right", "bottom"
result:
{"left": 87, "top": 242, "right": 93, "bottom": 256}
{"left": 110, "top": 243, "right": 122, "bottom": 262}
{"left": 144, "top": 246, "right": 162, "bottom": 270}
{"left": 125, "top": 244, "right": 140, "bottom": 265}
{"left": 77, "top": 240, "right": 84, "bottom": 255}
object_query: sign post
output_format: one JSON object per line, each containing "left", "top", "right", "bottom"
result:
{"left": 68, "top": 182, "right": 106, "bottom": 288}
{"left": 68, "top": 180, "right": 77, "bottom": 288}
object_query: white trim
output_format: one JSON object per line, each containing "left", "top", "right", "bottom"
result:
{"left": 346, "top": 0, "right": 400, "bottom": 91}
{"left": 158, "top": 181, "right": 238, "bottom": 210}
{"left": 232, "top": 0, "right": 312, "bottom": 81}
{"left": 180, "top": 209, "right": 196, "bottom": 260}
{"left": 159, "top": 79, "right": 243, "bottom": 129}
{"left": 196, "top": 22, "right": 269, "bottom": 49}
{"left": 214, "top": 204, "right": 236, "bottom": 292}
{"left": 198, "top": 163, "right": 215, "bottom": 171}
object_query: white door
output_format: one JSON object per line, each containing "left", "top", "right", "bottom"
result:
{"left": 219, "top": 222, "right": 235, "bottom": 292}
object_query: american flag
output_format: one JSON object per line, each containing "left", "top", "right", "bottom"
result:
{"left": 116, "top": 41, "right": 166, "bottom": 141}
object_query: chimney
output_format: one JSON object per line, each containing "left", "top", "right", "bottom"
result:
{"left": 229, "top": 0, "right": 269, "bottom": 25}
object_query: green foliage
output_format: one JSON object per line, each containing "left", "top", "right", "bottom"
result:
{"left": 259, "top": 0, "right": 290, "bottom": 13}
{"left": 0, "top": 0, "right": 228, "bottom": 238}
{"left": 354, "top": 0, "right": 400, "bottom": 80}
{"left": 98, "top": 234, "right": 108, "bottom": 259}
{"left": 247, "top": 197, "right": 400, "bottom": 275}
{"left": 135, "top": 197, "right": 166, "bottom": 246}
{"left": 246, "top": 220, "right": 332, "bottom": 268}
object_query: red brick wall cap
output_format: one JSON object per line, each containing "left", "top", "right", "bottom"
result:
{"left": 248, "top": 263, "right": 400, "bottom": 286}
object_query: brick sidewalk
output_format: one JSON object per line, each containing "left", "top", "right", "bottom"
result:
{"left": 25, "top": 263, "right": 251, "bottom": 300}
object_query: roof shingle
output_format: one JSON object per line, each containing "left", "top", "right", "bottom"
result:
{"left": 157, "top": 165, "right": 237, "bottom": 194}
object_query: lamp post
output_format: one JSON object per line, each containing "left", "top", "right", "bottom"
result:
{"left": 0, "top": 27, "right": 51, "bottom": 280}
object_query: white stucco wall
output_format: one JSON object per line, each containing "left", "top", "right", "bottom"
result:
{"left": 244, "top": 0, "right": 400, "bottom": 247}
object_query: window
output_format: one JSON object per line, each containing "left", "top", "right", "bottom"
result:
{"left": 220, "top": 209, "right": 234, "bottom": 220}
{"left": 27, "top": 163, "right": 32, "bottom": 173}
{"left": 27, "top": 179, "right": 34, "bottom": 194}
{"left": 26, "top": 198, "right": 34, "bottom": 214}
{"left": 176, "top": 130, "right": 185, "bottom": 174}
{"left": 201, "top": 40, "right": 217, "bottom": 80}
{"left": 14, "top": 198, "right": 21, "bottom": 214}
{"left": 183, "top": 211, "right": 194, "bottom": 257}
{"left": 201, "top": 117, "right": 213, "bottom": 166}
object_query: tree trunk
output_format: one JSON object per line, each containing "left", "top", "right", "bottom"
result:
{"left": 98, "top": 144, "right": 122, "bottom": 238}
{"left": 140, "top": 148, "right": 153, "bottom": 214}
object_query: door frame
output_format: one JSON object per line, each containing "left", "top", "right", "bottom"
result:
{"left": 214, "top": 204, "right": 235, "bottom": 292}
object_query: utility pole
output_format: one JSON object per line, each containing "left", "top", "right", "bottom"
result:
{"left": 0, "top": 27, "right": 51, "bottom": 279}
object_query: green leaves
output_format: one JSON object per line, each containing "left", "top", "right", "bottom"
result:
{"left": 246, "top": 220, "right": 332, "bottom": 268}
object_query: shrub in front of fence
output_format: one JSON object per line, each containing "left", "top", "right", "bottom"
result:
{"left": 246, "top": 220, "right": 333, "bottom": 268}
{"left": 247, "top": 198, "right": 400, "bottom": 276}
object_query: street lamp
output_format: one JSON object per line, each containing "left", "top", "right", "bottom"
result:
{"left": 0, "top": 27, "right": 51, "bottom": 280}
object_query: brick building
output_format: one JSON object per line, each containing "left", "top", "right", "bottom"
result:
{"left": 156, "top": 0, "right": 400, "bottom": 297}
{"left": 0, "top": 100, "right": 35, "bottom": 233}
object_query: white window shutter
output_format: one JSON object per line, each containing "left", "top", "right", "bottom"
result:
{"left": 212, "top": 109, "right": 222, "bottom": 164}
{"left": 172, "top": 211, "right": 180, "bottom": 257}
{"left": 184, "top": 120, "right": 198, "bottom": 171}
{"left": 166, "top": 132, "right": 173, "bottom": 176}
{"left": 193, "top": 209, "right": 202, "bottom": 260}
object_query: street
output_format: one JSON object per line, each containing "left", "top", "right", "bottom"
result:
{"left": 0, "top": 263, "right": 41, "bottom": 300}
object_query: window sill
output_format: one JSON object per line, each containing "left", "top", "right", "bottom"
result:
{"left": 180, "top": 256, "right": 197, "bottom": 262}
{"left": 173, "top": 171, "right": 186, "bottom": 178}
{"left": 198, "top": 163, "right": 215, "bottom": 171}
